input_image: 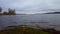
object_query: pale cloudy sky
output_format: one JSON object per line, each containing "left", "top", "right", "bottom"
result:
{"left": 0, "top": 0, "right": 60, "bottom": 14}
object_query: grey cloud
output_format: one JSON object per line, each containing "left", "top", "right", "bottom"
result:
{"left": 0, "top": 0, "right": 60, "bottom": 14}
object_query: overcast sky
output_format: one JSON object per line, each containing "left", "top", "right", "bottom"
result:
{"left": 0, "top": 0, "right": 60, "bottom": 14}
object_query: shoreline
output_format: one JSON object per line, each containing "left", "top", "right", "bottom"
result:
{"left": 0, "top": 25, "right": 60, "bottom": 34}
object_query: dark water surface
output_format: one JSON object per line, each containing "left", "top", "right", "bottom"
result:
{"left": 0, "top": 14, "right": 60, "bottom": 30}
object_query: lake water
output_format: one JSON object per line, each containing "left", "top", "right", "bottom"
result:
{"left": 0, "top": 14, "right": 60, "bottom": 30}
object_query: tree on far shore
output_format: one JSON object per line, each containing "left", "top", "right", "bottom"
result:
{"left": 0, "top": 7, "right": 2, "bottom": 15}
{"left": 0, "top": 7, "right": 2, "bottom": 12}
{"left": 3, "top": 11, "right": 8, "bottom": 15}
{"left": 8, "top": 8, "right": 16, "bottom": 15}
{"left": 0, "top": 7, "right": 16, "bottom": 15}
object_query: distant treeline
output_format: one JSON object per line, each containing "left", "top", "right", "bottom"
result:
{"left": 0, "top": 7, "right": 16, "bottom": 15}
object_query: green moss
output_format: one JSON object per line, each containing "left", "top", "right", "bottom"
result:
{"left": 0, "top": 26, "right": 50, "bottom": 34}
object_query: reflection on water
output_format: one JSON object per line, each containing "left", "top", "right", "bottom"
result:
{"left": 0, "top": 14, "right": 60, "bottom": 30}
